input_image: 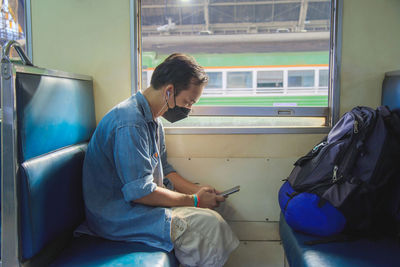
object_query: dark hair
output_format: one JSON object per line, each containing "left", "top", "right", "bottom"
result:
{"left": 150, "top": 53, "right": 208, "bottom": 96}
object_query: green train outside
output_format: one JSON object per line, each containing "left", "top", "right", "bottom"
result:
{"left": 142, "top": 51, "right": 330, "bottom": 107}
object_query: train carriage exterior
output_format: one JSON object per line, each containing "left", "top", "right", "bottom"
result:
{"left": 143, "top": 51, "right": 329, "bottom": 107}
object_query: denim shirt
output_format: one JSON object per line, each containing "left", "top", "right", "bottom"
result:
{"left": 82, "top": 92, "right": 176, "bottom": 251}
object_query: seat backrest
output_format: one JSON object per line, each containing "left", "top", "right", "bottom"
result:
{"left": 20, "top": 144, "right": 87, "bottom": 259}
{"left": 16, "top": 73, "right": 95, "bottom": 161}
{"left": 13, "top": 70, "right": 96, "bottom": 261}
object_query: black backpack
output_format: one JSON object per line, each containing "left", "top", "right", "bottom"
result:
{"left": 279, "top": 106, "right": 400, "bottom": 238}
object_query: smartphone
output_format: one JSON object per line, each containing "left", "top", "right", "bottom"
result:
{"left": 218, "top": 185, "right": 240, "bottom": 197}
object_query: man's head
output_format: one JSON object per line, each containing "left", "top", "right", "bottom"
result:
{"left": 150, "top": 53, "right": 208, "bottom": 122}
{"left": 151, "top": 53, "right": 208, "bottom": 97}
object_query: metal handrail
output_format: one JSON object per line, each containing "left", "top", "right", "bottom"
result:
{"left": 1, "top": 40, "right": 33, "bottom": 66}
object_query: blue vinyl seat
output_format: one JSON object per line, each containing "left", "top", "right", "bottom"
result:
{"left": 11, "top": 69, "right": 178, "bottom": 267}
{"left": 50, "top": 235, "right": 178, "bottom": 267}
{"left": 279, "top": 213, "right": 400, "bottom": 267}
{"left": 19, "top": 142, "right": 178, "bottom": 267}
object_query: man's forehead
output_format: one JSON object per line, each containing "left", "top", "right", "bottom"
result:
{"left": 181, "top": 84, "right": 203, "bottom": 97}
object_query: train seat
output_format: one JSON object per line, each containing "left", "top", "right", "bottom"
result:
{"left": 50, "top": 235, "right": 178, "bottom": 267}
{"left": 279, "top": 213, "right": 400, "bottom": 267}
{"left": 19, "top": 143, "right": 178, "bottom": 267}
{"left": 1, "top": 60, "right": 178, "bottom": 266}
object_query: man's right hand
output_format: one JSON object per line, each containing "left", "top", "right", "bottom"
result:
{"left": 196, "top": 187, "right": 225, "bottom": 209}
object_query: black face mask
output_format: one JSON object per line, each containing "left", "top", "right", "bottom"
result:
{"left": 162, "top": 91, "right": 191, "bottom": 123}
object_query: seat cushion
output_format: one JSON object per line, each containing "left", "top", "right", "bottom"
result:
{"left": 279, "top": 213, "right": 400, "bottom": 267}
{"left": 50, "top": 235, "right": 179, "bottom": 267}
{"left": 20, "top": 144, "right": 87, "bottom": 259}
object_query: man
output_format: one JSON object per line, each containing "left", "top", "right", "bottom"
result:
{"left": 82, "top": 53, "right": 239, "bottom": 267}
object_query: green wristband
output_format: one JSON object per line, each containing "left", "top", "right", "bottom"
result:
{"left": 193, "top": 194, "right": 198, "bottom": 207}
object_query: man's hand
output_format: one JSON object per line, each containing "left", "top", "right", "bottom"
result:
{"left": 196, "top": 187, "right": 225, "bottom": 209}
{"left": 197, "top": 186, "right": 226, "bottom": 197}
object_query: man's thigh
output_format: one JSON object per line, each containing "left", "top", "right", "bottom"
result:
{"left": 171, "top": 207, "right": 226, "bottom": 242}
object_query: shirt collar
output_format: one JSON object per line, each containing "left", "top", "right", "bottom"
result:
{"left": 136, "top": 91, "right": 154, "bottom": 123}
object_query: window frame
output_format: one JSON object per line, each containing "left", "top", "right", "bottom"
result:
{"left": 131, "top": 0, "right": 343, "bottom": 134}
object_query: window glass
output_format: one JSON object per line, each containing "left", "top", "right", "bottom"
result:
{"left": 0, "top": 0, "right": 25, "bottom": 45}
{"left": 257, "top": 71, "right": 283, "bottom": 88}
{"left": 206, "top": 72, "right": 222, "bottom": 88}
{"left": 319, "top": 69, "right": 329, "bottom": 87}
{"left": 0, "top": 0, "right": 26, "bottom": 53}
{"left": 162, "top": 116, "right": 326, "bottom": 128}
{"left": 142, "top": 71, "right": 148, "bottom": 90}
{"left": 307, "top": 2, "right": 331, "bottom": 21}
{"left": 0, "top": 0, "right": 26, "bottom": 110}
{"left": 140, "top": 0, "right": 334, "bottom": 129}
{"left": 204, "top": 72, "right": 223, "bottom": 95}
{"left": 227, "top": 71, "right": 252, "bottom": 89}
{"left": 288, "top": 70, "right": 315, "bottom": 87}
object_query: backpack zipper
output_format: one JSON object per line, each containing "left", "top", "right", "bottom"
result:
{"left": 331, "top": 114, "right": 360, "bottom": 184}
{"left": 331, "top": 108, "right": 376, "bottom": 184}
{"left": 332, "top": 165, "right": 339, "bottom": 183}
{"left": 312, "top": 141, "right": 328, "bottom": 153}
{"left": 293, "top": 139, "right": 346, "bottom": 191}
{"left": 353, "top": 120, "right": 359, "bottom": 134}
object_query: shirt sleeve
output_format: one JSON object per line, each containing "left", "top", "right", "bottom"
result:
{"left": 113, "top": 124, "right": 157, "bottom": 202}
{"left": 159, "top": 122, "right": 176, "bottom": 176}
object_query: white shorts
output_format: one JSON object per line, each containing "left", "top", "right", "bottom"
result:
{"left": 171, "top": 207, "right": 239, "bottom": 267}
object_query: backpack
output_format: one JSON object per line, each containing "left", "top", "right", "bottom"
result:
{"left": 279, "top": 106, "right": 400, "bottom": 238}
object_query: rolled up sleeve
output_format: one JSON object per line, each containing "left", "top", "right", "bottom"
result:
{"left": 121, "top": 174, "right": 157, "bottom": 201}
{"left": 113, "top": 124, "right": 157, "bottom": 202}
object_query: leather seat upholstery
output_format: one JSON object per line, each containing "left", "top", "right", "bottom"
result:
{"left": 280, "top": 213, "right": 400, "bottom": 267}
{"left": 20, "top": 144, "right": 87, "bottom": 259}
{"left": 14, "top": 72, "right": 178, "bottom": 266}
{"left": 50, "top": 235, "right": 178, "bottom": 267}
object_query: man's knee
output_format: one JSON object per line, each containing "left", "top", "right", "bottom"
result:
{"left": 191, "top": 208, "right": 231, "bottom": 235}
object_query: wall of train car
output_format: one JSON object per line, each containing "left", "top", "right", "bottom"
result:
{"left": 30, "top": 0, "right": 400, "bottom": 265}
{"left": 30, "top": 0, "right": 132, "bottom": 122}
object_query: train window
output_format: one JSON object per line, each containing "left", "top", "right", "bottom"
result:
{"left": 227, "top": 71, "right": 252, "bottom": 89}
{"left": 288, "top": 70, "right": 315, "bottom": 87}
{"left": 0, "top": 0, "right": 26, "bottom": 49}
{"left": 319, "top": 69, "right": 329, "bottom": 87}
{"left": 204, "top": 72, "right": 223, "bottom": 95}
{"left": 206, "top": 72, "right": 223, "bottom": 89}
{"left": 257, "top": 71, "right": 283, "bottom": 88}
{"left": 138, "top": 0, "right": 340, "bottom": 132}
{"left": 0, "top": 0, "right": 28, "bottom": 111}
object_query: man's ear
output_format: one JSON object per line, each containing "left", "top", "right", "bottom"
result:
{"left": 164, "top": 84, "right": 174, "bottom": 99}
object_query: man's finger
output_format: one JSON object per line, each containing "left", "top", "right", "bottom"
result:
{"left": 203, "top": 187, "right": 214, "bottom": 193}
{"left": 216, "top": 195, "right": 226, "bottom": 202}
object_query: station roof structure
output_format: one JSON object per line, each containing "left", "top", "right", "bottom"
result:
{"left": 141, "top": 0, "right": 331, "bottom": 53}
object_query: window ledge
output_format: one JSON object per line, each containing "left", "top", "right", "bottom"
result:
{"left": 164, "top": 126, "right": 331, "bottom": 135}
